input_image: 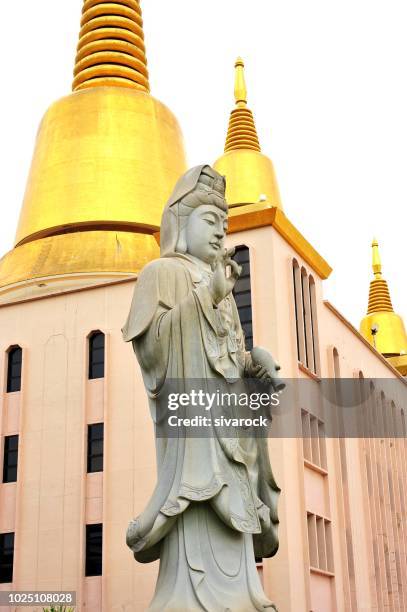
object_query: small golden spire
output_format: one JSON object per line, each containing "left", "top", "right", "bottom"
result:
{"left": 234, "top": 57, "right": 247, "bottom": 108}
{"left": 367, "top": 238, "right": 393, "bottom": 314}
{"left": 224, "top": 57, "right": 261, "bottom": 153}
{"left": 360, "top": 239, "right": 407, "bottom": 374}
{"left": 73, "top": 0, "right": 150, "bottom": 92}
{"left": 371, "top": 237, "right": 382, "bottom": 279}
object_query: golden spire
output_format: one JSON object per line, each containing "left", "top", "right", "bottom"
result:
{"left": 234, "top": 57, "right": 248, "bottom": 107}
{"left": 73, "top": 0, "right": 150, "bottom": 92}
{"left": 367, "top": 239, "right": 393, "bottom": 313}
{"left": 372, "top": 237, "right": 382, "bottom": 277}
{"left": 224, "top": 58, "right": 261, "bottom": 153}
{"left": 214, "top": 58, "right": 282, "bottom": 210}
{"left": 360, "top": 239, "right": 407, "bottom": 375}
{"left": 0, "top": 0, "right": 187, "bottom": 302}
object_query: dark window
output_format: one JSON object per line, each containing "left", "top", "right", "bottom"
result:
{"left": 309, "top": 277, "right": 320, "bottom": 375}
{"left": 301, "top": 270, "right": 309, "bottom": 367}
{"left": 7, "top": 347, "right": 22, "bottom": 393}
{"left": 232, "top": 246, "right": 253, "bottom": 350}
{"left": 86, "top": 524, "right": 103, "bottom": 576}
{"left": 0, "top": 533, "right": 14, "bottom": 583}
{"left": 292, "top": 262, "right": 301, "bottom": 361}
{"left": 2, "top": 436, "right": 19, "bottom": 483}
{"left": 88, "top": 332, "right": 105, "bottom": 380}
{"left": 87, "top": 424, "right": 104, "bottom": 473}
{"left": 292, "top": 261, "right": 320, "bottom": 375}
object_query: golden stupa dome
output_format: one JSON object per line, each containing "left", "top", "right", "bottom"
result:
{"left": 0, "top": 0, "right": 187, "bottom": 303}
{"left": 360, "top": 239, "right": 407, "bottom": 376}
{"left": 214, "top": 58, "right": 282, "bottom": 214}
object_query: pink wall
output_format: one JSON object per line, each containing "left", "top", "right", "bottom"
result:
{"left": 0, "top": 218, "right": 405, "bottom": 610}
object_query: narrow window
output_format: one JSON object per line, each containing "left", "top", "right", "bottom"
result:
{"left": 333, "top": 347, "right": 340, "bottom": 379}
{"left": 301, "top": 268, "right": 312, "bottom": 369}
{"left": 307, "top": 513, "right": 318, "bottom": 567}
{"left": 309, "top": 276, "right": 320, "bottom": 374}
{"left": 0, "top": 533, "right": 14, "bottom": 583}
{"left": 6, "top": 347, "right": 22, "bottom": 393}
{"left": 292, "top": 263, "right": 300, "bottom": 361}
{"left": 301, "top": 409, "right": 312, "bottom": 462}
{"left": 2, "top": 436, "right": 19, "bottom": 483}
{"left": 302, "top": 409, "right": 327, "bottom": 470}
{"left": 87, "top": 424, "right": 104, "bottom": 473}
{"left": 292, "top": 261, "right": 306, "bottom": 364}
{"left": 401, "top": 409, "right": 406, "bottom": 438}
{"left": 318, "top": 419, "right": 327, "bottom": 470}
{"left": 325, "top": 520, "right": 334, "bottom": 573}
{"left": 232, "top": 246, "right": 253, "bottom": 350}
{"left": 293, "top": 265, "right": 320, "bottom": 375}
{"left": 88, "top": 332, "right": 105, "bottom": 380}
{"left": 307, "top": 513, "right": 334, "bottom": 573}
{"left": 86, "top": 524, "right": 103, "bottom": 577}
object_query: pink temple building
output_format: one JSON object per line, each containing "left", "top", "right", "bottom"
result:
{"left": 0, "top": 2, "right": 405, "bottom": 610}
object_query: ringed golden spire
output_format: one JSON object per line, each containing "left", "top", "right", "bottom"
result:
{"left": 214, "top": 57, "right": 282, "bottom": 210}
{"left": 360, "top": 239, "right": 407, "bottom": 375}
{"left": 73, "top": 0, "right": 150, "bottom": 92}
{"left": 0, "top": 0, "right": 187, "bottom": 303}
{"left": 367, "top": 239, "right": 393, "bottom": 313}
{"left": 225, "top": 58, "right": 261, "bottom": 153}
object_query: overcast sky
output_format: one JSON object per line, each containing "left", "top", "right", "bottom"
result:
{"left": 0, "top": 0, "right": 405, "bottom": 329}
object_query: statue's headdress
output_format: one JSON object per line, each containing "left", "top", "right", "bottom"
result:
{"left": 160, "top": 165, "right": 227, "bottom": 256}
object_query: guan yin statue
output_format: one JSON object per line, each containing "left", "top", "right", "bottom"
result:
{"left": 123, "top": 165, "right": 282, "bottom": 611}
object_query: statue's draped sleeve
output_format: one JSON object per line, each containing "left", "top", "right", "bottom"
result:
{"left": 122, "top": 258, "right": 223, "bottom": 398}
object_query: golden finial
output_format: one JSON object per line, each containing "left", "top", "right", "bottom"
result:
{"left": 73, "top": 0, "right": 150, "bottom": 92}
{"left": 224, "top": 58, "right": 260, "bottom": 153}
{"left": 372, "top": 238, "right": 382, "bottom": 279}
{"left": 360, "top": 239, "right": 407, "bottom": 374}
{"left": 367, "top": 238, "right": 393, "bottom": 314}
{"left": 234, "top": 57, "right": 247, "bottom": 108}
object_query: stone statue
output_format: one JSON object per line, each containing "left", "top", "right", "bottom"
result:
{"left": 122, "top": 165, "right": 281, "bottom": 611}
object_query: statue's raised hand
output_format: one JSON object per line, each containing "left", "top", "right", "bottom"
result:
{"left": 209, "top": 247, "right": 242, "bottom": 305}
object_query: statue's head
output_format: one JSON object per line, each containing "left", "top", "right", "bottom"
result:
{"left": 160, "top": 165, "right": 228, "bottom": 264}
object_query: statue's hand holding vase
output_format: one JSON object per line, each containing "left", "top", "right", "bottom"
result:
{"left": 249, "top": 346, "right": 286, "bottom": 393}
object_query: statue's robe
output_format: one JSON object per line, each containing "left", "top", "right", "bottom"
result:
{"left": 123, "top": 254, "right": 279, "bottom": 611}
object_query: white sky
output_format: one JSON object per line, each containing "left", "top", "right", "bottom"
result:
{"left": 0, "top": 0, "right": 405, "bottom": 329}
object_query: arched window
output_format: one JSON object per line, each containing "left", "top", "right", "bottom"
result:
{"left": 232, "top": 246, "right": 253, "bottom": 350}
{"left": 333, "top": 348, "right": 340, "bottom": 378}
{"left": 309, "top": 276, "right": 320, "bottom": 374}
{"left": 292, "top": 260, "right": 305, "bottom": 362}
{"left": 292, "top": 261, "right": 320, "bottom": 375}
{"left": 301, "top": 267, "right": 311, "bottom": 366}
{"left": 88, "top": 332, "right": 105, "bottom": 380}
{"left": 401, "top": 408, "right": 406, "bottom": 438}
{"left": 6, "top": 346, "right": 22, "bottom": 393}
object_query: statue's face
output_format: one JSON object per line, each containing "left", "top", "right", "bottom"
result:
{"left": 185, "top": 204, "right": 228, "bottom": 264}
